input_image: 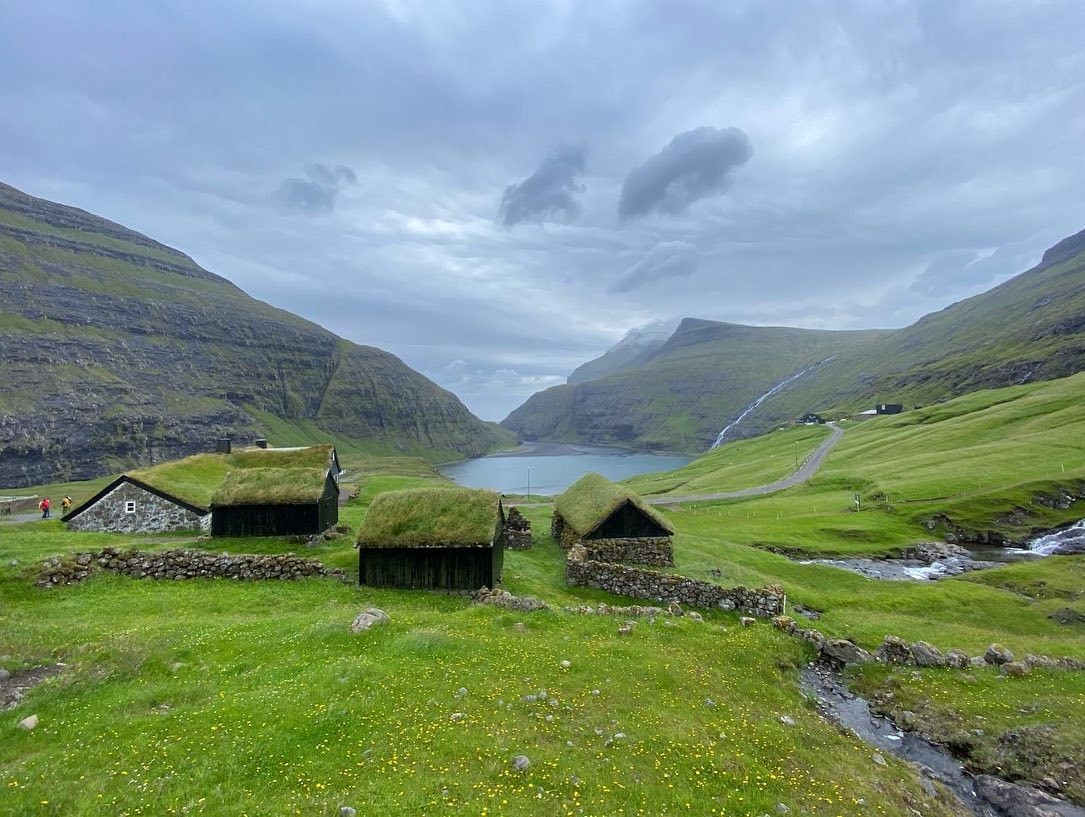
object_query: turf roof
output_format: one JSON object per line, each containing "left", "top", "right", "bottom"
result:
{"left": 211, "top": 467, "right": 333, "bottom": 506}
{"left": 554, "top": 472, "right": 674, "bottom": 537}
{"left": 357, "top": 486, "right": 502, "bottom": 548}
{"left": 230, "top": 444, "right": 336, "bottom": 470}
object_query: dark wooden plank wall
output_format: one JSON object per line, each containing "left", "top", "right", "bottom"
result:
{"left": 359, "top": 547, "right": 497, "bottom": 590}
{"left": 585, "top": 500, "right": 670, "bottom": 540}
{"left": 212, "top": 503, "right": 324, "bottom": 537}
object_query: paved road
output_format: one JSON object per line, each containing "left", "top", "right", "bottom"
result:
{"left": 644, "top": 424, "right": 845, "bottom": 505}
{"left": 1, "top": 512, "right": 47, "bottom": 524}
{"left": 507, "top": 424, "right": 846, "bottom": 508}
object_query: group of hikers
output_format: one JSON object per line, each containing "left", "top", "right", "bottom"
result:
{"left": 38, "top": 496, "right": 72, "bottom": 519}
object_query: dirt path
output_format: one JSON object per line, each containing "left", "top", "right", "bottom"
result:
{"left": 643, "top": 424, "right": 845, "bottom": 505}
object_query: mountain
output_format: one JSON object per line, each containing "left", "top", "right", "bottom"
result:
{"left": 502, "top": 320, "right": 888, "bottom": 450}
{"left": 567, "top": 319, "right": 679, "bottom": 384}
{"left": 503, "top": 229, "right": 1085, "bottom": 452}
{"left": 0, "top": 182, "right": 512, "bottom": 487}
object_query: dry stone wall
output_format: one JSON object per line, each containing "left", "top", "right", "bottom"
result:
{"left": 503, "top": 507, "right": 533, "bottom": 550}
{"left": 37, "top": 547, "right": 343, "bottom": 588}
{"left": 67, "top": 481, "right": 209, "bottom": 533}
{"left": 565, "top": 544, "right": 783, "bottom": 616}
{"left": 578, "top": 536, "right": 673, "bottom": 567}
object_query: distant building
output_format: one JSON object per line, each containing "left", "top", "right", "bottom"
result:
{"left": 876, "top": 404, "right": 904, "bottom": 415}
{"left": 62, "top": 475, "right": 209, "bottom": 534}
{"left": 210, "top": 467, "right": 338, "bottom": 537}
{"left": 551, "top": 473, "right": 674, "bottom": 566}
{"left": 799, "top": 413, "right": 826, "bottom": 425}
{"left": 356, "top": 487, "right": 505, "bottom": 590}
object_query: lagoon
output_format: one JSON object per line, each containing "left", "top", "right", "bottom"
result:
{"left": 438, "top": 441, "right": 694, "bottom": 495}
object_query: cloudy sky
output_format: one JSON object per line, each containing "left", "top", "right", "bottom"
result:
{"left": 2, "top": 1, "right": 1083, "bottom": 420}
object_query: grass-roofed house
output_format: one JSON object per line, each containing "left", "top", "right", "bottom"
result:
{"left": 356, "top": 487, "right": 505, "bottom": 590}
{"left": 230, "top": 444, "right": 343, "bottom": 481}
{"left": 62, "top": 475, "right": 210, "bottom": 534}
{"left": 210, "top": 467, "right": 339, "bottom": 537}
{"left": 552, "top": 473, "right": 674, "bottom": 566}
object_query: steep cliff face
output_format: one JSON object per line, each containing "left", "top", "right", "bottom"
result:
{"left": 0, "top": 182, "right": 510, "bottom": 487}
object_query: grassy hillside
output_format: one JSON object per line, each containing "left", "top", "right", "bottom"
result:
{"left": 503, "top": 319, "right": 886, "bottom": 451}
{"left": 504, "top": 231, "right": 1085, "bottom": 453}
{"left": 0, "top": 181, "right": 512, "bottom": 489}
{"left": 634, "top": 374, "right": 1085, "bottom": 555}
{"left": 3, "top": 373, "right": 1085, "bottom": 813}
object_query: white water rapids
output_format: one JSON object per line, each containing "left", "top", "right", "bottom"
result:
{"left": 711, "top": 357, "right": 837, "bottom": 449}
{"left": 1024, "top": 518, "right": 1085, "bottom": 556}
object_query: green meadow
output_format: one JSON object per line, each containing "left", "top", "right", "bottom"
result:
{"left": 2, "top": 375, "right": 1084, "bottom": 815}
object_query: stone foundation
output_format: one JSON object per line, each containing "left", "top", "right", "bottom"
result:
{"left": 565, "top": 545, "right": 783, "bottom": 616}
{"left": 578, "top": 536, "right": 673, "bottom": 567}
{"left": 36, "top": 547, "right": 343, "bottom": 588}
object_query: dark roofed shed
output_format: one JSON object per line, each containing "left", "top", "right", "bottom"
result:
{"left": 210, "top": 467, "right": 338, "bottom": 537}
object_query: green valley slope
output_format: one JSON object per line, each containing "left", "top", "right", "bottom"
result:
{"left": 0, "top": 182, "right": 512, "bottom": 487}
{"left": 502, "top": 319, "right": 887, "bottom": 450}
{"left": 503, "top": 230, "right": 1085, "bottom": 452}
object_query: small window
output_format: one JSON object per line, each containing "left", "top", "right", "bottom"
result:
{"left": 124, "top": 501, "right": 136, "bottom": 514}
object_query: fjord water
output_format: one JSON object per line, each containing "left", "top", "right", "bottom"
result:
{"left": 438, "top": 441, "right": 693, "bottom": 495}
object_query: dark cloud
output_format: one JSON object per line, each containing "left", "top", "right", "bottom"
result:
{"left": 498, "top": 144, "right": 587, "bottom": 227}
{"left": 619, "top": 127, "right": 752, "bottom": 220}
{"left": 611, "top": 242, "right": 698, "bottom": 293}
{"left": 277, "top": 163, "right": 357, "bottom": 215}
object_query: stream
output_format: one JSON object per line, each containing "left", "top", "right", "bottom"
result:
{"left": 801, "top": 664, "right": 1085, "bottom": 817}
{"left": 798, "top": 519, "right": 1085, "bottom": 582}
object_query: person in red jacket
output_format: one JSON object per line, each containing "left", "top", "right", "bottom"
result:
{"left": 39, "top": 497, "right": 51, "bottom": 519}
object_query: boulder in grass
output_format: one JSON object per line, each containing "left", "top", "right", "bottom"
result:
{"left": 17, "top": 714, "right": 38, "bottom": 730}
{"left": 876, "top": 636, "right": 912, "bottom": 664}
{"left": 984, "top": 643, "right": 1014, "bottom": 666}
{"left": 350, "top": 608, "right": 390, "bottom": 633}
{"left": 1000, "top": 661, "right": 1030, "bottom": 678}
{"left": 910, "top": 641, "right": 945, "bottom": 668}
{"left": 822, "top": 639, "right": 871, "bottom": 665}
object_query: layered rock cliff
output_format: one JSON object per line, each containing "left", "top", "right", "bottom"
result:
{"left": 0, "top": 182, "right": 510, "bottom": 487}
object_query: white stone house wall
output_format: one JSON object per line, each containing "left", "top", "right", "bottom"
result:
{"left": 67, "top": 481, "right": 208, "bottom": 534}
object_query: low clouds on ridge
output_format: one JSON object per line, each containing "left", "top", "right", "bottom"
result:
{"left": 618, "top": 126, "right": 752, "bottom": 220}
{"left": 498, "top": 144, "right": 587, "bottom": 227}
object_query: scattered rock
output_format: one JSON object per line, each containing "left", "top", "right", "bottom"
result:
{"left": 686, "top": 611, "right": 704, "bottom": 623}
{"left": 704, "top": 698, "right": 717, "bottom": 709}
{"left": 511, "top": 755, "right": 531, "bottom": 772}
{"left": 1048, "top": 607, "right": 1085, "bottom": 626}
{"left": 17, "top": 714, "right": 38, "bottom": 730}
{"left": 779, "top": 715, "right": 795, "bottom": 726}
{"left": 617, "top": 620, "right": 636, "bottom": 636}
{"left": 974, "top": 774, "right": 1078, "bottom": 817}
{"left": 454, "top": 687, "right": 468, "bottom": 698}
{"left": 910, "top": 641, "right": 946, "bottom": 668}
{"left": 985, "top": 643, "right": 1014, "bottom": 666}
{"left": 944, "top": 650, "right": 971, "bottom": 670}
{"left": 793, "top": 604, "right": 822, "bottom": 620}
{"left": 876, "top": 636, "right": 912, "bottom": 665}
{"left": 474, "top": 587, "right": 547, "bottom": 612}
{"left": 0, "top": 669, "right": 9, "bottom": 681}
{"left": 560, "top": 660, "right": 571, "bottom": 669}
{"left": 775, "top": 804, "right": 790, "bottom": 815}
{"left": 450, "top": 712, "right": 466, "bottom": 722}
{"left": 350, "top": 608, "right": 390, "bottom": 633}
{"left": 822, "top": 639, "right": 872, "bottom": 665}
{"left": 1001, "top": 661, "right": 1030, "bottom": 678}
{"left": 339, "top": 807, "right": 357, "bottom": 817}
{"left": 740, "top": 616, "right": 756, "bottom": 627}
{"left": 872, "top": 752, "right": 887, "bottom": 766}
{"left": 169, "top": 662, "right": 184, "bottom": 673}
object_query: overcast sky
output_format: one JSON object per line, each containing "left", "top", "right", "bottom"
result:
{"left": 2, "top": 1, "right": 1083, "bottom": 420}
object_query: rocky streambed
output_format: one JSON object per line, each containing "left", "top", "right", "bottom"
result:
{"left": 802, "top": 664, "right": 1085, "bottom": 817}
{"left": 798, "top": 519, "right": 1085, "bottom": 583}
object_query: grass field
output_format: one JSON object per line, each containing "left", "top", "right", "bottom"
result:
{"left": 2, "top": 375, "right": 1084, "bottom": 814}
